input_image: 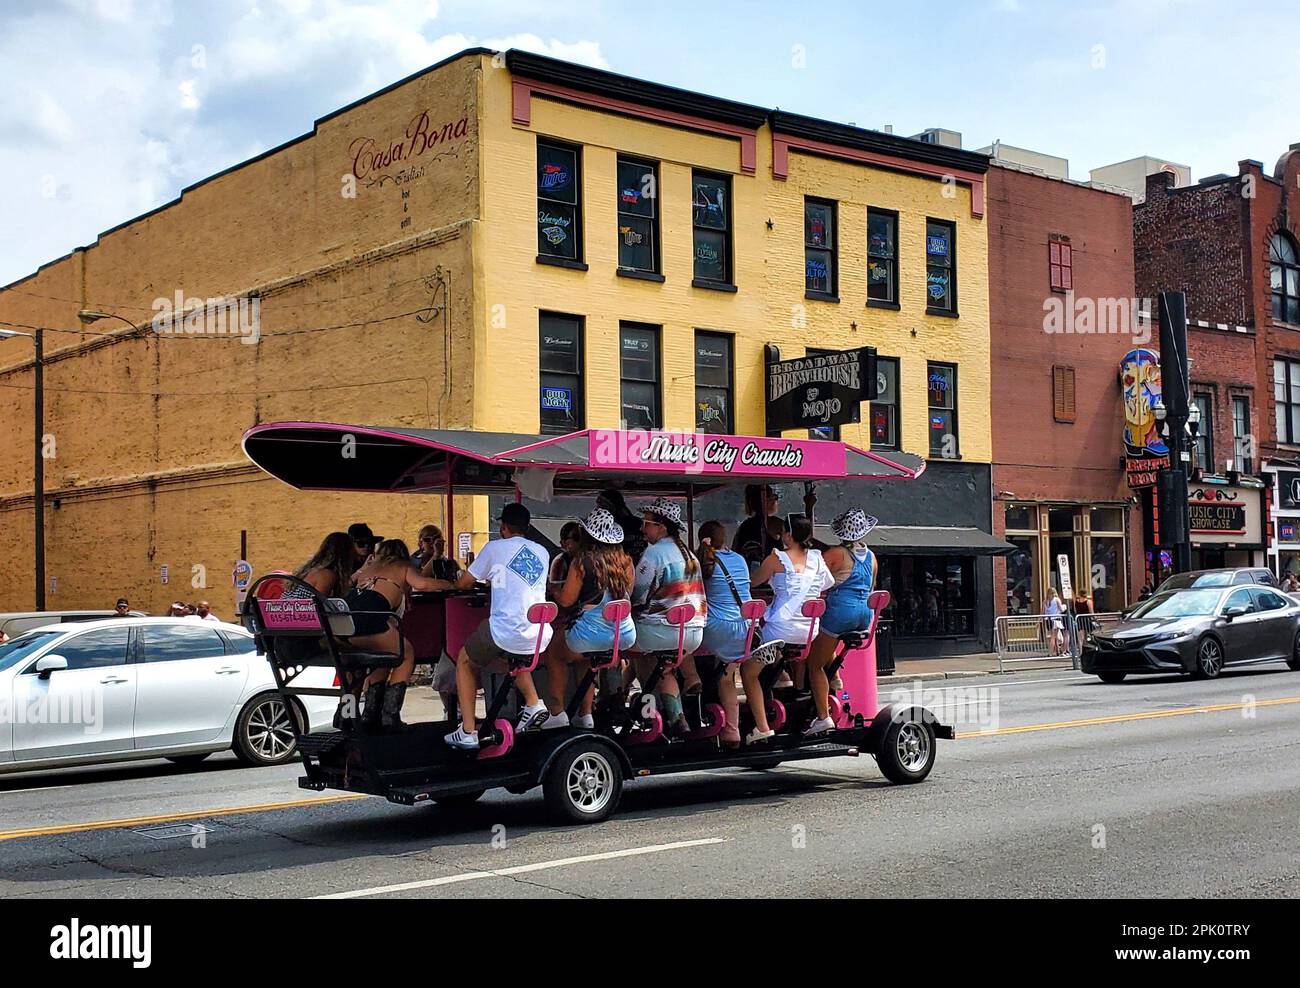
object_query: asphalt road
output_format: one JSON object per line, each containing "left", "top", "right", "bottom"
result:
{"left": 3, "top": 664, "right": 1299, "bottom": 898}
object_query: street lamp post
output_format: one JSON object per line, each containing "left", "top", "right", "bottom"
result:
{"left": 1155, "top": 291, "right": 1194, "bottom": 576}
{"left": 0, "top": 327, "right": 44, "bottom": 609}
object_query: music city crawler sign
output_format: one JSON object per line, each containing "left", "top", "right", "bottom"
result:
{"left": 590, "top": 430, "right": 846, "bottom": 477}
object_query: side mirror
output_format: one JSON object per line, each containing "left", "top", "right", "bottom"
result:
{"left": 1223, "top": 605, "right": 1248, "bottom": 620}
{"left": 35, "top": 655, "right": 68, "bottom": 678}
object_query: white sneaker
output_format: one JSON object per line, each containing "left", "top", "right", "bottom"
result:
{"left": 746, "top": 728, "right": 776, "bottom": 745}
{"left": 803, "top": 716, "right": 836, "bottom": 736}
{"left": 573, "top": 713, "right": 595, "bottom": 730}
{"left": 516, "top": 702, "right": 550, "bottom": 732}
{"left": 541, "top": 710, "right": 570, "bottom": 730}
{"left": 444, "top": 725, "right": 480, "bottom": 750}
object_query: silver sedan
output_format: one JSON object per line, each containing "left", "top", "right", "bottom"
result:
{"left": 0, "top": 617, "right": 336, "bottom": 775}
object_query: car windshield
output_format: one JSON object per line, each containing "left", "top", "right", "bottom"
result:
{"left": 1128, "top": 589, "right": 1222, "bottom": 619}
{"left": 0, "top": 630, "right": 62, "bottom": 673}
{"left": 1159, "top": 572, "right": 1232, "bottom": 591}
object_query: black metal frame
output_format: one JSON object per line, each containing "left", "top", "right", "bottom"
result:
{"left": 243, "top": 573, "right": 406, "bottom": 748}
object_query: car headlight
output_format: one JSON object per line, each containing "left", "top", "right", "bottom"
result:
{"left": 1146, "top": 631, "right": 1189, "bottom": 644}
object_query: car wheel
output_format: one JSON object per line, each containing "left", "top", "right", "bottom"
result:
{"left": 875, "top": 717, "right": 937, "bottom": 785}
{"left": 1193, "top": 636, "right": 1224, "bottom": 680}
{"left": 165, "top": 753, "right": 211, "bottom": 766}
{"left": 233, "top": 693, "right": 301, "bottom": 766}
{"left": 1097, "top": 672, "right": 1127, "bottom": 684}
{"left": 542, "top": 740, "right": 623, "bottom": 824}
{"left": 1289, "top": 630, "right": 1300, "bottom": 671}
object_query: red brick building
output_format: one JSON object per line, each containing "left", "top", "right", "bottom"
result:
{"left": 988, "top": 162, "right": 1142, "bottom": 616}
{"left": 1133, "top": 147, "right": 1300, "bottom": 579}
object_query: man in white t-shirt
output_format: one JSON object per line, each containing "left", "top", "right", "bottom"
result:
{"left": 444, "top": 503, "right": 553, "bottom": 750}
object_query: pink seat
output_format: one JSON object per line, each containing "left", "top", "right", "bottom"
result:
{"left": 594, "top": 598, "right": 632, "bottom": 670}
{"left": 738, "top": 599, "right": 768, "bottom": 662}
{"left": 480, "top": 600, "right": 559, "bottom": 760}
{"left": 510, "top": 601, "right": 558, "bottom": 677}
{"left": 863, "top": 590, "right": 891, "bottom": 649}
{"left": 662, "top": 603, "right": 697, "bottom": 670}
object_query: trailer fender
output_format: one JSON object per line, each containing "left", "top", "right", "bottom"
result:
{"left": 865, "top": 704, "right": 954, "bottom": 751}
{"left": 534, "top": 733, "right": 635, "bottom": 785}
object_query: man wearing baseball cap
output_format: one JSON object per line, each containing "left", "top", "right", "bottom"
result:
{"left": 444, "top": 502, "right": 553, "bottom": 750}
{"left": 347, "top": 523, "right": 379, "bottom": 572}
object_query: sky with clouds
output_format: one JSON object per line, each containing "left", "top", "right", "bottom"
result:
{"left": 2, "top": 0, "right": 1297, "bottom": 287}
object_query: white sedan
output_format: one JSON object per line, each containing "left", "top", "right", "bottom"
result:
{"left": 0, "top": 617, "right": 336, "bottom": 775}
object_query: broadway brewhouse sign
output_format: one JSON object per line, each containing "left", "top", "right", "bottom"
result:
{"left": 765, "top": 345, "right": 877, "bottom": 434}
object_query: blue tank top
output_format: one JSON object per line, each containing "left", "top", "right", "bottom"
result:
{"left": 704, "top": 549, "right": 752, "bottom": 623}
{"left": 828, "top": 547, "right": 873, "bottom": 603}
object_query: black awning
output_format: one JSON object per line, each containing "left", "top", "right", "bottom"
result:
{"left": 815, "top": 524, "right": 1017, "bottom": 556}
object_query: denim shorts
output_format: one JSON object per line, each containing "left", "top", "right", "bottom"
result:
{"left": 633, "top": 619, "right": 704, "bottom": 656}
{"left": 701, "top": 618, "right": 752, "bottom": 663}
{"left": 566, "top": 609, "right": 636, "bottom": 655}
{"left": 820, "top": 601, "right": 872, "bottom": 638}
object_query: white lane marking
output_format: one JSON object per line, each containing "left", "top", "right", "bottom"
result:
{"left": 0, "top": 784, "right": 76, "bottom": 795}
{"left": 313, "top": 837, "right": 729, "bottom": 899}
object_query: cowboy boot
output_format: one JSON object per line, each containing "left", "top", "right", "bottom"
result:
{"left": 381, "top": 681, "right": 408, "bottom": 732}
{"left": 360, "top": 682, "right": 385, "bottom": 732}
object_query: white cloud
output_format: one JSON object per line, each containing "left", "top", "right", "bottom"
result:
{"left": 483, "top": 33, "right": 609, "bottom": 68}
{"left": 0, "top": 0, "right": 605, "bottom": 285}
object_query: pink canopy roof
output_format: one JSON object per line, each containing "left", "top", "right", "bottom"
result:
{"left": 242, "top": 422, "right": 925, "bottom": 495}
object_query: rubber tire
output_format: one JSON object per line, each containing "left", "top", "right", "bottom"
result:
{"left": 1097, "top": 672, "right": 1128, "bottom": 684}
{"left": 1192, "top": 636, "right": 1224, "bottom": 680}
{"left": 1289, "top": 630, "right": 1300, "bottom": 671}
{"left": 875, "top": 717, "right": 937, "bottom": 785}
{"left": 542, "top": 740, "right": 623, "bottom": 824}
{"left": 233, "top": 693, "right": 302, "bottom": 767}
{"left": 746, "top": 758, "right": 783, "bottom": 772}
{"left": 434, "top": 790, "right": 486, "bottom": 808}
{"left": 166, "top": 753, "right": 212, "bottom": 765}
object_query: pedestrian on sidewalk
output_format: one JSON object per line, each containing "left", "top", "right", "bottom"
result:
{"left": 1044, "top": 588, "right": 1066, "bottom": 656}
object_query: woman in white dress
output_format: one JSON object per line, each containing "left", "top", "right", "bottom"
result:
{"left": 751, "top": 514, "right": 834, "bottom": 731}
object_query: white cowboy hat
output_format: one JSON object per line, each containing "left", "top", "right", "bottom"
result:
{"left": 642, "top": 497, "right": 683, "bottom": 528}
{"left": 831, "top": 508, "right": 878, "bottom": 542}
{"left": 581, "top": 507, "right": 624, "bottom": 545}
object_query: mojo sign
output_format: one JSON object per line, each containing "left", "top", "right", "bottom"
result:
{"left": 764, "top": 345, "right": 877, "bottom": 435}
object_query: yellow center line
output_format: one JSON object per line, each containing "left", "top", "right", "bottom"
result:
{"left": 0, "top": 793, "right": 369, "bottom": 842}
{"left": 965, "top": 695, "right": 1300, "bottom": 738}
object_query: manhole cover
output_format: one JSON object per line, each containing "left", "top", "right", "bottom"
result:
{"left": 133, "top": 823, "right": 211, "bottom": 840}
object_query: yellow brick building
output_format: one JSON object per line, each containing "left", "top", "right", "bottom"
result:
{"left": 0, "top": 49, "right": 997, "bottom": 652}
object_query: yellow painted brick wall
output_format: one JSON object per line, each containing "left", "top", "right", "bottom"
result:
{"left": 476, "top": 62, "right": 990, "bottom": 460}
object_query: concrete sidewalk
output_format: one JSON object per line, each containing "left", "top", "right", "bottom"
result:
{"left": 890, "top": 653, "right": 1076, "bottom": 681}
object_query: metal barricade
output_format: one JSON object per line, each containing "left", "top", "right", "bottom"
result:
{"left": 995, "top": 611, "right": 1126, "bottom": 672}
{"left": 995, "top": 613, "right": 1064, "bottom": 671}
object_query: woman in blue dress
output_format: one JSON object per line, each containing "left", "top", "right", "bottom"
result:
{"left": 697, "top": 520, "right": 782, "bottom": 746}
{"left": 803, "top": 508, "right": 878, "bottom": 735}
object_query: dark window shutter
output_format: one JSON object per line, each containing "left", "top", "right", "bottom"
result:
{"left": 1053, "top": 365, "right": 1077, "bottom": 423}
